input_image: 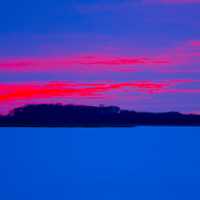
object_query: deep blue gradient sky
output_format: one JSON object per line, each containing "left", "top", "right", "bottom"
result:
{"left": 0, "top": 0, "right": 200, "bottom": 113}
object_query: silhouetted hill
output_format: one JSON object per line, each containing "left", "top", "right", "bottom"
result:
{"left": 0, "top": 104, "right": 200, "bottom": 127}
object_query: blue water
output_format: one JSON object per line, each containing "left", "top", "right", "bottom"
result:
{"left": 0, "top": 127, "right": 200, "bottom": 200}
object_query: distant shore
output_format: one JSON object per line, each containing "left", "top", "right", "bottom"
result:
{"left": 0, "top": 104, "right": 200, "bottom": 127}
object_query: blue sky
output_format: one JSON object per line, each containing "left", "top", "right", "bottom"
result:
{"left": 0, "top": 0, "right": 200, "bottom": 113}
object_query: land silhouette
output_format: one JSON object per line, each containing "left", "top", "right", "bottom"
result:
{"left": 0, "top": 104, "right": 200, "bottom": 127}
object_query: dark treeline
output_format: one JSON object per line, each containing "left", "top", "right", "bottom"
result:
{"left": 0, "top": 104, "right": 200, "bottom": 127}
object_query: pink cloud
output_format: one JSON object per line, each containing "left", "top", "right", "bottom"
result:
{"left": 155, "top": 39, "right": 200, "bottom": 73}
{"left": 0, "top": 39, "right": 199, "bottom": 75}
{"left": 190, "top": 40, "right": 200, "bottom": 47}
{"left": 0, "top": 55, "right": 170, "bottom": 73}
{"left": 0, "top": 80, "right": 168, "bottom": 102}
{"left": 0, "top": 79, "right": 198, "bottom": 114}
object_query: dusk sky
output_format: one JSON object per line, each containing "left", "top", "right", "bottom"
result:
{"left": 0, "top": 0, "right": 200, "bottom": 113}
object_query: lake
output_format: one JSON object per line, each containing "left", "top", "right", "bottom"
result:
{"left": 0, "top": 127, "right": 200, "bottom": 200}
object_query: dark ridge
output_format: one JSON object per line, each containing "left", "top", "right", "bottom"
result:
{"left": 0, "top": 104, "right": 200, "bottom": 127}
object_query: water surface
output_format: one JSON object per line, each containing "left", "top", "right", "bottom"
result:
{"left": 0, "top": 127, "right": 200, "bottom": 200}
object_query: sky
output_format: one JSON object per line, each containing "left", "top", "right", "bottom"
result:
{"left": 0, "top": 0, "right": 200, "bottom": 114}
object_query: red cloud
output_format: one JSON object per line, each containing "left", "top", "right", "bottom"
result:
{"left": 0, "top": 40, "right": 199, "bottom": 74}
{"left": 0, "top": 79, "right": 197, "bottom": 114}
{"left": 0, "top": 81, "right": 168, "bottom": 103}
{"left": 0, "top": 55, "right": 170, "bottom": 73}
{"left": 0, "top": 80, "right": 171, "bottom": 114}
{"left": 0, "top": 80, "right": 200, "bottom": 113}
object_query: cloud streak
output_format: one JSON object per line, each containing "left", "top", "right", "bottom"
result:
{"left": 0, "top": 39, "right": 199, "bottom": 75}
{"left": 0, "top": 81, "right": 168, "bottom": 102}
{"left": 0, "top": 79, "right": 198, "bottom": 114}
{"left": 0, "top": 55, "right": 170, "bottom": 73}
